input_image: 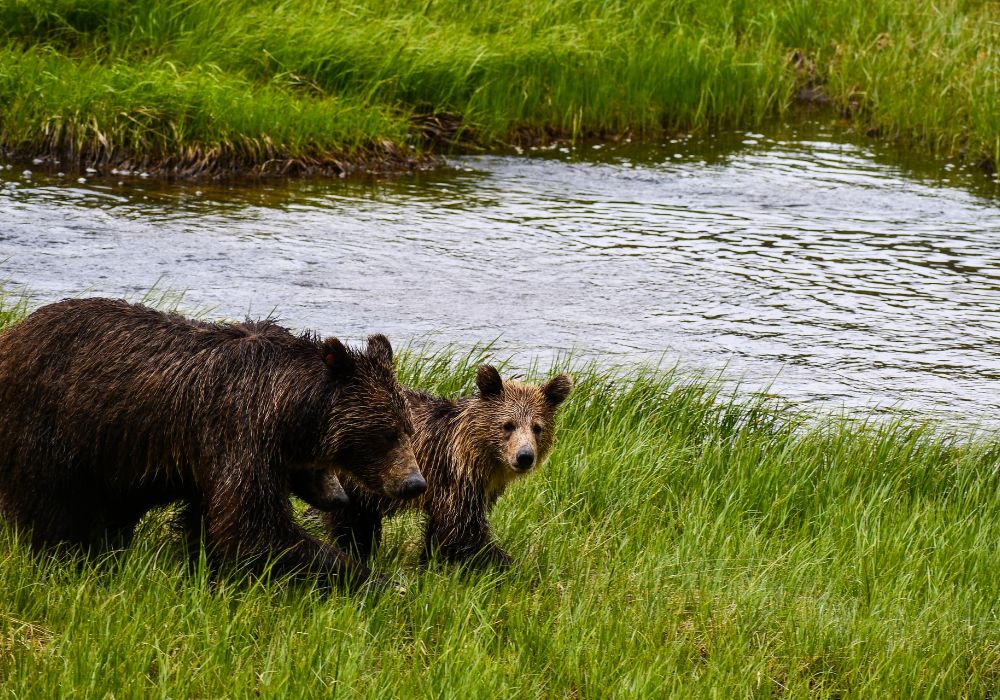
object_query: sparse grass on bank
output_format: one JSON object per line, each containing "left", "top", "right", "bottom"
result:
{"left": 0, "top": 286, "right": 28, "bottom": 332}
{"left": 0, "top": 0, "right": 996, "bottom": 176}
{"left": 1, "top": 302, "right": 999, "bottom": 696}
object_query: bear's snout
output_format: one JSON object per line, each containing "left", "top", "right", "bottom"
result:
{"left": 515, "top": 446, "right": 535, "bottom": 471}
{"left": 380, "top": 444, "right": 427, "bottom": 500}
{"left": 397, "top": 472, "right": 428, "bottom": 500}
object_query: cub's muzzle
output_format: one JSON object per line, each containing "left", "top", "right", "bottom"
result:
{"left": 321, "top": 471, "right": 351, "bottom": 508}
{"left": 514, "top": 446, "right": 535, "bottom": 471}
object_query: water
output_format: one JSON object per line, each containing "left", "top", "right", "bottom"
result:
{"left": 2, "top": 125, "right": 999, "bottom": 422}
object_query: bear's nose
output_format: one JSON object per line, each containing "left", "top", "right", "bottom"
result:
{"left": 398, "top": 472, "right": 428, "bottom": 500}
{"left": 516, "top": 447, "right": 535, "bottom": 470}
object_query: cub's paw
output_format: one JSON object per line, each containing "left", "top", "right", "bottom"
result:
{"left": 300, "top": 506, "right": 324, "bottom": 525}
{"left": 361, "top": 572, "right": 407, "bottom": 597}
{"left": 487, "top": 546, "right": 513, "bottom": 569}
{"left": 471, "top": 543, "right": 512, "bottom": 570}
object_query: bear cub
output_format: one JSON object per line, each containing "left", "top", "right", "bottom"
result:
{"left": 314, "top": 365, "right": 573, "bottom": 568}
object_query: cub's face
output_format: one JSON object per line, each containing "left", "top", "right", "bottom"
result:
{"left": 474, "top": 365, "right": 573, "bottom": 476}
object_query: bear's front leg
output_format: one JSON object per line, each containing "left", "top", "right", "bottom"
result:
{"left": 203, "top": 474, "right": 374, "bottom": 589}
{"left": 319, "top": 482, "right": 384, "bottom": 561}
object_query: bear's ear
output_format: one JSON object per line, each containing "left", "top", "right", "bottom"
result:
{"left": 322, "top": 337, "right": 355, "bottom": 375}
{"left": 542, "top": 373, "right": 573, "bottom": 407}
{"left": 366, "top": 333, "right": 393, "bottom": 368}
{"left": 476, "top": 364, "right": 504, "bottom": 398}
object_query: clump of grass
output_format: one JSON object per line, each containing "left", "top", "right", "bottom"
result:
{"left": 1, "top": 305, "right": 998, "bottom": 695}
{"left": 0, "top": 46, "right": 418, "bottom": 176}
{"left": 0, "top": 0, "right": 996, "bottom": 175}
{"left": 0, "top": 285, "right": 29, "bottom": 332}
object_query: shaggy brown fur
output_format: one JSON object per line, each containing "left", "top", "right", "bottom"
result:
{"left": 314, "top": 365, "right": 573, "bottom": 567}
{"left": 0, "top": 298, "right": 424, "bottom": 587}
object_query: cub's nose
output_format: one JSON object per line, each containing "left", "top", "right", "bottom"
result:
{"left": 398, "top": 472, "right": 428, "bottom": 500}
{"left": 515, "top": 447, "right": 535, "bottom": 470}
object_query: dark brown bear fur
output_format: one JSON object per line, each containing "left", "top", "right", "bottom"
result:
{"left": 316, "top": 365, "right": 573, "bottom": 567}
{"left": 0, "top": 298, "right": 425, "bottom": 587}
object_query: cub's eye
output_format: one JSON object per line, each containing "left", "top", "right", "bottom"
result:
{"left": 502, "top": 421, "right": 515, "bottom": 433}
{"left": 532, "top": 424, "right": 543, "bottom": 435}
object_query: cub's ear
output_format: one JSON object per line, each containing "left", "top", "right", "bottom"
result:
{"left": 366, "top": 333, "right": 393, "bottom": 367}
{"left": 476, "top": 364, "right": 504, "bottom": 398}
{"left": 322, "top": 337, "right": 355, "bottom": 375}
{"left": 542, "top": 374, "right": 573, "bottom": 406}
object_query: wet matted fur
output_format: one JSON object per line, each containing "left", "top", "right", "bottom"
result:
{"left": 0, "top": 298, "right": 422, "bottom": 587}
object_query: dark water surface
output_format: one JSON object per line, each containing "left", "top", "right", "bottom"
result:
{"left": 3, "top": 126, "right": 999, "bottom": 421}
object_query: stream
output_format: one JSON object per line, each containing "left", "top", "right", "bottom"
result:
{"left": 3, "top": 124, "right": 999, "bottom": 422}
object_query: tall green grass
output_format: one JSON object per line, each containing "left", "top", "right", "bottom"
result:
{"left": 1, "top": 303, "right": 999, "bottom": 696}
{"left": 0, "top": 0, "right": 996, "bottom": 173}
{"left": 0, "top": 286, "right": 28, "bottom": 333}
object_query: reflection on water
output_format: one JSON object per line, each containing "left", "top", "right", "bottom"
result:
{"left": 2, "top": 125, "right": 999, "bottom": 422}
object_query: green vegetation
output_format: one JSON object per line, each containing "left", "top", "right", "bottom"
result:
{"left": 0, "top": 0, "right": 996, "bottom": 175}
{"left": 0, "top": 286, "right": 28, "bottom": 332}
{"left": 2, "top": 302, "right": 999, "bottom": 696}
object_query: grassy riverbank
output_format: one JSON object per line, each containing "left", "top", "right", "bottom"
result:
{"left": 2, "top": 300, "right": 999, "bottom": 696}
{"left": 0, "top": 0, "right": 996, "bottom": 176}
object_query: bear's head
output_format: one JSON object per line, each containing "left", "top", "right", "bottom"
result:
{"left": 470, "top": 364, "right": 573, "bottom": 481}
{"left": 319, "top": 334, "right": 426, "bottom": 501}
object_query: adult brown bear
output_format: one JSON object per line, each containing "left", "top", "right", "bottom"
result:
{"left": 0, "top": 298, "right": 425, "bottom": 587}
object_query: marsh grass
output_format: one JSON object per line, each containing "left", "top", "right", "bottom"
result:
{"left": 1, "top": 302, "right": 999, "bottom": 696}
{"left": 0, "top": 285, "right": 28, "bottom": 333}
{"left": 0, "top": 0, "right": 996, "bottom": 175}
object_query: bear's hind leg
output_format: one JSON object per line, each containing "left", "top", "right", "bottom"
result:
{"left": 5, "top": 473, "right": 108, "bottom": 553}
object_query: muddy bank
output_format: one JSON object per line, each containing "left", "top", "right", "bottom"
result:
{"left": 0, "top": 140, "right": 441, "bottom": 180}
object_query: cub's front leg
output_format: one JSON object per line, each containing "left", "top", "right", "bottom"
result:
{"left": 422, "top": 498, "right": 511, "bottom": 569}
